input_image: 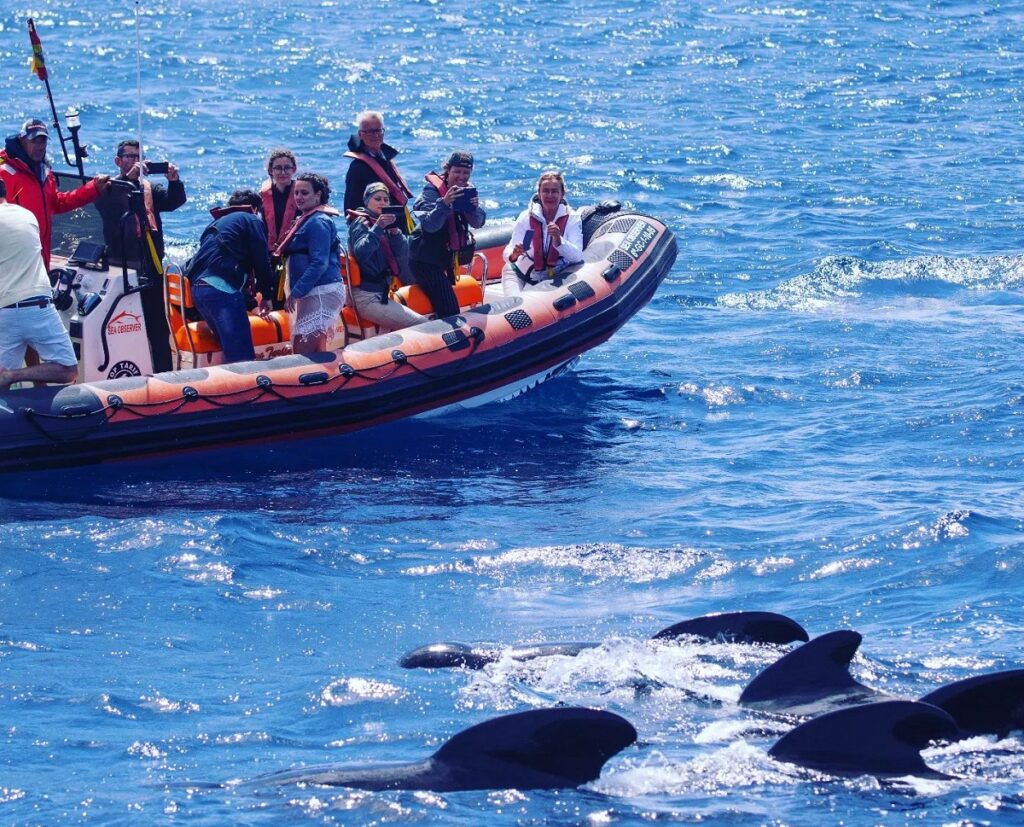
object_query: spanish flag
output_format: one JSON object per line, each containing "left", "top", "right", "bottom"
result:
{"left": 27, "top": 19, "right": 48, "bottom": 82}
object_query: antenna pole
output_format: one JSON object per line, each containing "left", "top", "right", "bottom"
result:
{"left": 134, "top": 1, "right": 146, "bottom": 179}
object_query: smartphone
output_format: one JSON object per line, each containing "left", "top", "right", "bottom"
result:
{"left": 452, "top": 186, "right": 477, "bottom": 212}
{"left": 380, "top": 205, "right": 406, "bottom": 217}
{"left": 144, "top": 161, "right": 170, "bottom": 175}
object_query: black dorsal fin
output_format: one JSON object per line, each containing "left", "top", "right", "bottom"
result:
{"left": 770, "top": 700, "right": 959, "bottom": 777}
{"left": 433, "top": 707, "right": 637, "bottom": 788}
{"left": 739, "top": 630, "right": 864, "bottom": 706}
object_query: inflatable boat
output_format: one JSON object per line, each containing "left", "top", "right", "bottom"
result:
{"left": 0, "top": 199, "right": 676, "bottom": 473}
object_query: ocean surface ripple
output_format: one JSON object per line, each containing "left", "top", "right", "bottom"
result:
{"left": 1, "top": 0, "right": 1023, "bottom": 823}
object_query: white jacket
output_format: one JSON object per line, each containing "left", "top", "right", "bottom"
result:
{"left": 503, "top": 199, "right": 584, "bottom": 276}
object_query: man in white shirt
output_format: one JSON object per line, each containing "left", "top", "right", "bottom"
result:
{"left": 0, "top": 177, "right": 77, "bottom": 390}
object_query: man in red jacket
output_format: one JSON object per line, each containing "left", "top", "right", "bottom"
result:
{"left": 0, "top": 118, "right": 110, "bottom": 269}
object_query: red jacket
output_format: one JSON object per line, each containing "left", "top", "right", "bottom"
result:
{"left": 0, "top": 149, "right": 100, "bottom": 269}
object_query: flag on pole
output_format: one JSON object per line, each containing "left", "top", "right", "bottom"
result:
{"left": 28, "top": 19, "right": 48, "bottom": 82}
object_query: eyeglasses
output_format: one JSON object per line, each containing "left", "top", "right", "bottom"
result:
{"left": 119, "top": 153, "right": 140, "bottom": 160}
{"left": 270, "top": 165, "right": 295, "bottom": 173}
{"left": 359, "top": 127, "right": 384, "bottom": 135}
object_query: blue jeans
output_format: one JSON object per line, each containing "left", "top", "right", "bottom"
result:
{"left": 191, "top": 282, "right": 255, "bottom": 363}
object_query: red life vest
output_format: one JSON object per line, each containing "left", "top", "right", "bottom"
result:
{"left": 424, "top": 171, "right": 467, "bottom": 253}
{"left": 273, "top": 205, "right": 341, "bottom": 258}
{"left": 343, "top": 151, "right": 413, "bottom": 206}
{"left": 271, "top": 205, "right": 342, "bottom": 301}
{"left": 260, "top": 179, "right": 298, "bottom": 251}
{"left": 529, "top": 209, "right": 570, "bottom": 273}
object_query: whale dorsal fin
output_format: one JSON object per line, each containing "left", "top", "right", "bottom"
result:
{"left": 433, "top": 707, "right": 637, "bottom": 788}
{"left": 769, "top": 700, "right": 958, "bottom": 777}
{"left": 739, "top": 630, "right": 864, "bottom": 706}
{"left": 253, "top": 707, "right": 636, "bottom": 792}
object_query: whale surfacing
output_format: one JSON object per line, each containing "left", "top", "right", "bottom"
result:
{"left": 769, "top": 700, "right": 959, "bottom": 778}
{"left": 919, "top": 668, "right": 1024, "bottom": 738}
{"left": 399, "top": 641, "right": 594, "bottom": 670}
{"left": 400, "top": 611, "right": 808, "bottom": 671}
{"left": 739, "top": 630, "right": 879, "bottom": 710}
{"left": 255, "top": 707, "right": 637, "bottom": 792}
{"left": 653, "top": 611, "right": 809, "bottom": 645}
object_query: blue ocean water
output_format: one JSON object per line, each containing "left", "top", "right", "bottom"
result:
{"left": 1, "top": 0, "right": 1023, "bottom": 823}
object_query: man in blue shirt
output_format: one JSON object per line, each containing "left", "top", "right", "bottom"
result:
{"left": 187, "top": 190, "right": 275, "bottom": 363}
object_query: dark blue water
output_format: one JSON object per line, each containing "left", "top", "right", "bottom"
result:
{"left": 2, "top": 1, "right": 1023, "bottom": 823}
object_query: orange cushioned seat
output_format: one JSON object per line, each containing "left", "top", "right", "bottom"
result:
{"left": 342, "top": 305, "right": 378, "bottom": 330}
{"left": 393, "top": 274, "right": 482, "bottom": 315}
{"left": 174, "top": 311, "right": 291, "bottom": 354}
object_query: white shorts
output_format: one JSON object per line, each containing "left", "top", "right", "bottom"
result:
{"left": 0, "top": 301, "right": 77, "bottom": 369}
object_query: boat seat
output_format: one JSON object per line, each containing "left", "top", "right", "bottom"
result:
{"left": 393, "top": 274, "right": 483, "bottom": 315}
{"left": 340, "top": 252, "right": 380, "bottom": 339}
{"left": 165, "top": 268, "right": 291, "bottom": 360}
{"left": 338, "top": 253, "right": 485, "bottom": 334}
{"left": 342, "top": 305, "right": 377, "bottom": 331}
{"left": 172, "top": 312, "right": 291, "bottom": 354}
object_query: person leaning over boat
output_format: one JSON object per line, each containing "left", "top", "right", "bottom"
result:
{"left": 342, "top": 111, "right": 414, "bottom": 231}
{"left": 277, "top": 173, "right": 345, "bottom": 355}
{"left": 0, "top": 118, "right": 110, "bottom": 270}
{"left": 502, "top": 170, "right": 584, "bottom": 297}
{"left": 348, "top": 182, "right": 427, "bottom": 332}
{"left": 94, "top": 139, "right": 187, "bottom": 374}
{"left": 0, "top": 178, "right": 77, "bottom": 391}
{"left": 186, "top": 190, "right": 275, "bottom": 364}
{"left": 410, "top": 151, "right": 486, "bottom": 318}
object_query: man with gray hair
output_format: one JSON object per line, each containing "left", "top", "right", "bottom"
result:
{"left": 343, "top": 110, "right": 414, "bottom": 229}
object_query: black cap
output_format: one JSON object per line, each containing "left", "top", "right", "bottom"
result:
{"left": 444, "top": 151, "right": 473, "bottom": 170}
{"left": 19, "top": 118, "right": 49, "bottom": 139}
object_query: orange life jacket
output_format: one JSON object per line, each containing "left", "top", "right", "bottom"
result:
{"left": 343, "top": 151, "right": 413, "bottom": 206}
{"left": 116, "top": 178, "right": 158, "bottom": 240}
{"left": 260, "top": 179, "right": 297, "bottom": 251}
{"left": 208, "top": 204, "right": 258, "bottom": 220}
